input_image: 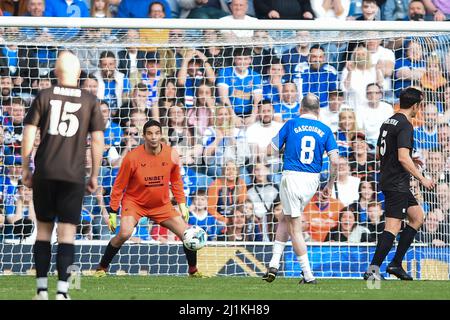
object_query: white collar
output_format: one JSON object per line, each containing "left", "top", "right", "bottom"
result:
{"left": 300, "top": 113, "right": 318, "bottom": 120}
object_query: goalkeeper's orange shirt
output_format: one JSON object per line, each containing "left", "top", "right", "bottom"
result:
{"left": 110, "top": 143, "right": 186, "bottom": 211}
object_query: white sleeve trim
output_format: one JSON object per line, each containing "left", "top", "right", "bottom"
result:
{"left": 271, "top": 141, "right": 279, "bottom": 151}
{"left": 327, "top": 149, "right": 339, "bottom": 157}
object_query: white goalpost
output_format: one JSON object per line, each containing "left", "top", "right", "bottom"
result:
{"left": 0, "top": 17, "right": 449, "bottom": 280}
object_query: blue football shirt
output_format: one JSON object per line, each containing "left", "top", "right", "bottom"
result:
{"left": 216, "top": 67, "right": 263, "bottom": 116}
{"left": 271, "top": 114, "right": 338, "bottom": 173}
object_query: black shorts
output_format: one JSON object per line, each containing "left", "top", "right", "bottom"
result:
{"left": 33, "top": 179, "right": 85, "bottom": 225}
{"left": 383, "top": 190, "right": 419, "bottom": 219}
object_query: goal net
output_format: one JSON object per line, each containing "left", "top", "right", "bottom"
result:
{"left": 0, "top": 18, "right": 449, "bottom": 280}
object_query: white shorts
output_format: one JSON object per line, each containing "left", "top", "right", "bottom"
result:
{"left": 279, "top": 170, "right": 320, "bottom": 218}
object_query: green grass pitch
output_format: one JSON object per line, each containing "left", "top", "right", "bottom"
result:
{"left": 0, "top": 276, "right": 450, "bottom": 300}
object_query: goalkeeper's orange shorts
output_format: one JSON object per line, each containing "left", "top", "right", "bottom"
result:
{"left": 121, "top": 200, "right": 180, "bottom": 224}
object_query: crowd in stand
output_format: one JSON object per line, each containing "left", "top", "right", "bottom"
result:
{"left": 0, "top": 0, "right": 449, "bottom": 246}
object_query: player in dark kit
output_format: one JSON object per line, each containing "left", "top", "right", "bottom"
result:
{"left": 21, "top": 51, "right": 105, "bottom": 300}
{"left": 364, "top": 87, "right": 434, "bottom": 281}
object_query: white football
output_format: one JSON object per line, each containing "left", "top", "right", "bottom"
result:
{"left": 183, "top": 225, "right": 207, "bottom": 251}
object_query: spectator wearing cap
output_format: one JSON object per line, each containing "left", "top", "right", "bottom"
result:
{"left": 355, "top": 83, "right": 394, "bottom": 147}
{"left": 117, "top": 0, "right": 172, "bottom": 18}
{"left": 94, "top": 51, "right": 131, "bottom": 114}
{"left": 348, "top": 132, "right": 378, "bottom": 180}
{"left": 320, "top": 89, "right": 349, "bottom": 133}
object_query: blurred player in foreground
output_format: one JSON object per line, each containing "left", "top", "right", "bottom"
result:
{"left": 22, "top": 51, "right": 105, "bottom": 300}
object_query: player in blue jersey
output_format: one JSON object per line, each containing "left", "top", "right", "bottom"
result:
{"left": 262, "top": 93, "right": 339, "bottom": 284}
{"left": 217, "top": 47, "right": 263, "bottom": 126}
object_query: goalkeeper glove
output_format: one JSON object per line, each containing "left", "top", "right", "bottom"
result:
{"left": 108, "top": 208, "right": 118, "bottom": 233}
{"left": 179, "top": 203, "right": 190, "bottom": 222}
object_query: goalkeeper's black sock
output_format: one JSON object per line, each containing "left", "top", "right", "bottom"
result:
{"left": 34, "top": 240, "right": 52, "bottom": 293}
{"left": 370, "top": 231, "right": 396, "bottom": 267}
{"left": 183, "top": 246, "right": 197, "bottom": 274}
{"left": 56, "top": 243, "right": 75, "bottom": 282}
{"left": 99, "top": 241, "right": 121, "bottom": 270}
{"left": 391, "top": 225, "right": 418, "bottom": 267}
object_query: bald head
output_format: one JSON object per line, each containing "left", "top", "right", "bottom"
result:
{"left": 55, "top": 51, "right": 81, "bottom": 87}
{"left": 300, "top": 93, "right": 320, "bottom": 116}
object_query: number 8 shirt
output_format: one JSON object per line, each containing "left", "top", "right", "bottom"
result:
{"left": 24, "top": 85, "right": 105, "bottom": 184}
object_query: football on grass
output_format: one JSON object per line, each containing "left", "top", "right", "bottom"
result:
{"left": 183, "top": 225, "right": 207, "bottom": 251}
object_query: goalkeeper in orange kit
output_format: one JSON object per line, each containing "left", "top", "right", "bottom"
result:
{"left": 94, "top": 120, "right": 207, "bottom": 278}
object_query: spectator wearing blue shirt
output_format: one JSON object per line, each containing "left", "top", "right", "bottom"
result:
{"left": 140, "top": 52, "right": 162, "bottom": 120}
{"left": 382, "top": 0, "right": 409, "bottom": 20}
{"left": 20, "top": 0, "right": 49, "bottom": 40}
{"left": 117, "top": 0, "right": 172, "bottom": 18}
{"left": 99, "top": 100, "right": 123, "bottom": 148}
{"left": 262, "top": 61, "right": 285, "bottom": 106}
{"left": 414, "top": 103, "right": 440, "bottom": 152}
{"left": 44, "top": 0, "right": 90, "bottom": 39}
{"left": 45, "top": 0, "right": 89, "bottom": 17}
{"left": 294, "top": 45, "right": 338, "bottom": 108}
{"left": 188, "top": 190, "right": 224, "bottom": 240}
{"left": 281, "top": 31, "right": 310, "bottom": 80}
{"left": 393, "top": 40, "right": 426, "bottom": 98}
{"left": 217, "top": 47, "right": 263, "bottom": 127}
{"left": 2, "top": 156, "right": 22, "bottom": 227}
{"left": 176, "top": 49, "right": 216, "bottom": 108}
{"left": 94, "top": 51, "right": 131, "bottom": 115}
{"left": 273, "top": 82, "right": 300, "bottom": 122}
